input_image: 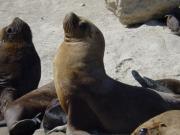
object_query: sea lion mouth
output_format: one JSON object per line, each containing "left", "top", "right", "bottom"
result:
{"left": 63, "top": 12, "right": 80, "bottom": 37}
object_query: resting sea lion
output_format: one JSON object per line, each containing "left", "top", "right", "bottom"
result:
{"left": 132, "top": 70, "right": 180, "bottom": 94}
{"left": 132, "top": 110, "right": 180, "bottom": 135}
{"left": 0, "top": 17, "right": 41, "bottom": 120}
{"left": 4, "top": 81, "right": 56, "bottom": 135}
{"left": 53, "top": 12, "right": 180, "bottom": 134}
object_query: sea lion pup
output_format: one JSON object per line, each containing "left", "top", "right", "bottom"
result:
{"left": 4, "top": 81, "right": 56, "bottom": 135}
{"left": 132, "top": 70, "right": 180, "bottom": 94}
{"left": 53, "top": 12, "right": 180, "bottom": 134}
{"left": 42, "top": 98, "right": 67, "bottom": 134}
{"left": 132, "top": 110, "right": 180, "bottom": 135}
{"left": 0, "top": 17, "right": 41, "bottom": 120}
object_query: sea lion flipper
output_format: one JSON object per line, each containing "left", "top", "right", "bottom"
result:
{"left": 10, "top": 113, "right": 42, "bottom": 135}
{"left": 131, "top": 70, "right": 150, "bottom": 87}
{"left": 47, "top": 124, "right": 67, "bottom": 134}
{"left": 143, "top": 77, "right": 157, "bottom": 88}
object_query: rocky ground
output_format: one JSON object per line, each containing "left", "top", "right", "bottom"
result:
{"left": 0, "top": 0, "right": 180, "bottom": 134}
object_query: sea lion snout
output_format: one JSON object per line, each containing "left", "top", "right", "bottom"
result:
{"left": 63, "top": 12, "right": 79, "bottom": 26}
{"left": 63, "top": 12, "right": 80, "bottom": 35}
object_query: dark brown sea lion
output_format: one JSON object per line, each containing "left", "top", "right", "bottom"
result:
{"left": 132, "top": 70, "right": 180, "bottom": 94}
{"left": 132, "top": 110, "right": 180, "bottom": 135}
{"left": 4, "top": 81, "right": 56, "bottom": 135}
{"left": 0, "top": 17, "right": 41, "bottom": 120}
{"left": 53, "top": 12, "right": 180, "bottom": 134}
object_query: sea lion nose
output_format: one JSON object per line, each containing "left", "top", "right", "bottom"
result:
{"left": 64, "top": 12, "right": 79, "bottom": 24}
{"left": 66, "top": 12, "right": 78, "bottom": 19}
{"left": 6, "top": 27, "right": 14, "bottom": 34}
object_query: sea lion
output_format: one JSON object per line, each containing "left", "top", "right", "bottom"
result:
{"left": 4, "top": 81, "right": 56, "bottom": 135}
{"left": 53, "top": 12, "right": 180, "bottom": 134}
{"left": 132, "top": 110, "right": 180, "bottom": 135}
{"left": 42, "top": 98, "right": 67, "bottom": 134}
{"left": 132, "top": 70, "right": 180, "bottom": 94}
{"left": 166, "top": 15, "right": 179, "bottom": 32}
{"left": 0, "top": 17, "right": 41, "bottom": 120}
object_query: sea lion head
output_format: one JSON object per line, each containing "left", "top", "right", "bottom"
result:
{"left": 0, "top": 17, "right": 32, "bottom": 43}
{"left": 62, "top": 12, "right": 105, "bottom": 65}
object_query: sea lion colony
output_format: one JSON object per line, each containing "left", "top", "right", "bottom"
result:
{"left": 0, "top": 12, "right": 179, "bottom": 135}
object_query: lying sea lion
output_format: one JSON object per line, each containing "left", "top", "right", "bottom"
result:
{"left": 0, "top": 17, "right": 41, "bottom": 120}
{"left": 4, "top": 81, "right": 56, "bottom": 135}
{"left": 132, "top": 70, "right": 180, "bottom": 94}
{"left": 53, "top": 12, "right": 180, "bottom": 134}
{"left": 132, "top": 110, "right": 180, "bottom": 135}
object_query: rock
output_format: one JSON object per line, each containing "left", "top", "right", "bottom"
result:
{"left": 33, "top": 128, "right": 65, "bottom": 135}
{"left": 131, "top": 110, "right": 180, "bottom": 135}
{"left": 105, "top": 0, "right": 180, "bottom": 25}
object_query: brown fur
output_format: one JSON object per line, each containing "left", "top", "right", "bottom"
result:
{"left": 0, "top": 17, "right": 41, "bottom": 120}
{"left": 156, "top": 79, "right": 180, "bottom": 94}
{"left": 53, "top": 12, "right": 180, "bottom": 134}
{"left": 4, "top": 81, "right": 56, "bottom": 135}
{"left": 132, "top": 110, "right": 180, "bottom": 135}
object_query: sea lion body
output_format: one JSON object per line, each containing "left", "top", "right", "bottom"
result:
{"left": 0, "top": 17, "right": 41, "bottom": 119}
{"left": 132, "top": 110, "right": 180, "bottom": 135}
{"left": 4, "top": 81, "right": 56, "bottom": 135}
{"left": 53, "top": 12, "right": 180, "bottom": 134}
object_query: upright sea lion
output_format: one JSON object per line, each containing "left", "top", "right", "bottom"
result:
{"left": 53, "top": 12, "right": 180, "bottom": 134}
{"left": 4, "top": 81, "right": 56, "bottom": 135}
{"left": 132, "top": 70, "right": 180, "bottom": 94}
{"left": 0, "top": 17, "right": 41, "bottom": 120}
{"left": 132, "top": 110, "right": 180, "bottom": 135}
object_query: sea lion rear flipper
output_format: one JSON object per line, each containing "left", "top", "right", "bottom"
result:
{"left": 10, "top": 113, "right": 42, "bottom": 135}
{"left": 131, "top": 70, "right": 151, "bottom": 87}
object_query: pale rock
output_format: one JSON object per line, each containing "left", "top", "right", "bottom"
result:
{"left": 105, "top": 0, "right": 180, "bottom": 25}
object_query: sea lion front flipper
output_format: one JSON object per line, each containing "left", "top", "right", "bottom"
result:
{"left": 10, "top": 113, "right": 42, "bottom": 135}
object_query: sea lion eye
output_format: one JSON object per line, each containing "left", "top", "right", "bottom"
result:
{"left": 79, "top": 22, "right": 88, "bottom": 30}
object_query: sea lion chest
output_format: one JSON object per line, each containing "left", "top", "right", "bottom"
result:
{"left": 54, "top": 42, "right": 97, "bottom": 113}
